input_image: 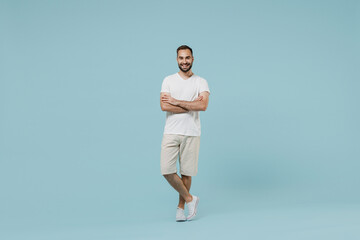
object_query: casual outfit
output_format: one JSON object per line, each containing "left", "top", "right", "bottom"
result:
{"left": 160, "top": 72, "right": 210, "bottom": 176}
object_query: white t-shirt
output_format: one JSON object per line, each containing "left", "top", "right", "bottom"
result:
{"left": 161, "top": 72, "right": 210, "bottom": 136}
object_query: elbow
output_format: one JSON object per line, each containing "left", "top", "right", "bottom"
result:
{"left": 161, "top": 106, "right": 171, "bottom": 112}
{"left": 201, "top": 104, "right": 207, "bottom": 111}
{"left": 160, "top": 103, "right": 167, "bottom": 111}
{"left": 202, "top": 101, "right": 209, "bottom": 111}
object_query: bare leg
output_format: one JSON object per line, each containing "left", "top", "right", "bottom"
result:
{"left": 163, "top": 173, "right": 193, "bottom": 203}
{"left": 178, "top": 175, "right": 192, "bottom": 209}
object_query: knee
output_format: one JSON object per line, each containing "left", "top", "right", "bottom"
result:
{"left": 163, "top": 173, "right": 174, "bottom": 180}
{"left": 163, "top": 173, "right": 172, "bottom": 179}
{"left": 181, "top": 174, "right": 191, "bottom": 180}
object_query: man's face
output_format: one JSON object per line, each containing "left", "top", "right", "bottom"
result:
{"left": 177, "top": 49, "right": 194, "bottom": 73}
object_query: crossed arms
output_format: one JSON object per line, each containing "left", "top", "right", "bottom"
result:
{"left": 160, "top": 91, "right": 210, "bottom": 113}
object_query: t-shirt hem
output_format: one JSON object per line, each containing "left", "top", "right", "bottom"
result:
{"left": 163, "top": 131, "right": 201, "bottom": 137}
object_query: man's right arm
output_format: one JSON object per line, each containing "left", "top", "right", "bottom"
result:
{"left": 160, "top": 92, "right": 188, "bottom": 113}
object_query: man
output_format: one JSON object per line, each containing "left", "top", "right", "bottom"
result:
{"left": 160, "top": 45, "right": 210, "bottom": 222}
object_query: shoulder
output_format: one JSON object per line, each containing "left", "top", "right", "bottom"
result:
{"left": 162, "top": 73, "right": 178, "bottom": 84}
{"left": 164, "top": 73, "right": 178, "bottom": 80}
{"left": 194, "top": 75, "right": 208, "bottom": 84}
{"left": 194, "top": 75, "right": 210, "bottom": 94}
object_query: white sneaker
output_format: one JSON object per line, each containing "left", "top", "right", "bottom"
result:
{"left": 176, "top": 207, "right": 186, "bottom": 222}
{"left": 186, "top": 195, "right": 199, "bottom": 221}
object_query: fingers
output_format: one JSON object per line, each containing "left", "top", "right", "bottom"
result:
{"left": 195, "top": 96, "right": 203, "bottom": 101}
{"left": 161, "top": 95, "right": 170, "bottom": 103}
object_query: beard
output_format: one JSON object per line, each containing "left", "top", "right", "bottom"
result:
{"left": 178, "top": 63, "right": 192, "bottom": 73}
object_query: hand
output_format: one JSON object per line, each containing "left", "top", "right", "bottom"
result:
{"left": 161, "top": 95, "right": 178, "bottom": 106}
{"left": 194, "top": 95, "right": 203, "bottom": 101}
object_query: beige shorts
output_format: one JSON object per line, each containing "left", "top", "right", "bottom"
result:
{"left": 160, "top": 134, "right": 200, "bottom": 176}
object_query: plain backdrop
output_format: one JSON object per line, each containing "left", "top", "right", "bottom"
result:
{"left": 1, "top": 0, "right": 359, "bottom": 239}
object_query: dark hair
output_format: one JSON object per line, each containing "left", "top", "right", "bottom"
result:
{"left": 177, "top": 45, "right": 193, "bottom": 56}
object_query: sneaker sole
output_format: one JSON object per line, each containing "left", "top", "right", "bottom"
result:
{"left": 186, "top": 197, "right": 199, "bottom": 221}
{"left": 176, "top": 219, "right": 186, "bottom": 222}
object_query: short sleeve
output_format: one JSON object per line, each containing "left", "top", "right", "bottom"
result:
{"left": 161, "top": 77, "right": 170, "bottom": 93}
{"left": 199, "top": 78, "right": 210, "bottom": 95}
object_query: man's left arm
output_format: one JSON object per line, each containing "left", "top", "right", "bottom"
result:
{"left": 161, "top": 91, "right": 210, "bottom": 111}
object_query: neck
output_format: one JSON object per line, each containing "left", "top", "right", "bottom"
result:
{"left": 178, "top": 70, "right": 194, "bottom": 79}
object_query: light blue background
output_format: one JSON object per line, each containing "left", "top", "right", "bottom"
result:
{"left": 1, "top": 0, "right": 359, "bottom": 239}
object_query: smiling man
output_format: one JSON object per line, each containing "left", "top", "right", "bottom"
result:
{"left": 160, "top": 45, "right": 210, "bottom": 222}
